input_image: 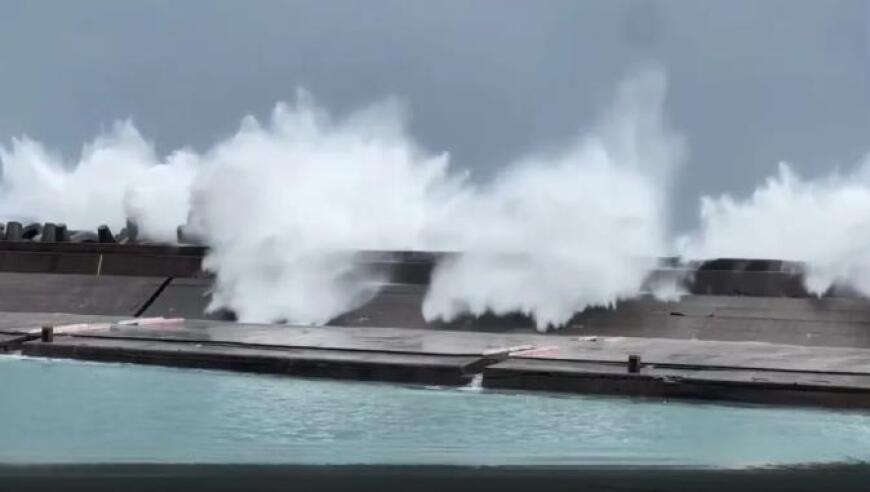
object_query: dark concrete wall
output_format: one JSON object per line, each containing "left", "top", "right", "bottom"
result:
{"left": 332, "top": 285, "right": 870, "bottom": 348}
{"left": 0, "top": 273, "right": 167, "bottom": 316}
{"left": 0, "top": 241, "right": 205, "bottom": 277}
{"left": 3, "top": 243, "right": 870, "bottom": 349}
{"left": 0, "top": 243, "right": 824, "bottom": 298}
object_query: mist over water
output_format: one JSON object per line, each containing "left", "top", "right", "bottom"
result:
{"left": 0, "top": 122, "right": 196, "bottom": 242}
{"left": 187, "top": 94, "right": 459, "bottom": 324}
{"left": 421, "top": 69, "right": 685, "bottom": 330}
{"left": 3, "top": 66, "right": 867, "bottom": 327}
{"left": 678, "top": 160, "right": 870, "bottom": 296}
{"left": 188, "top": 68, "right": 683, "bottom": 328}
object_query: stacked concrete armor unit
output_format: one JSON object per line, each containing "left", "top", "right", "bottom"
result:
{"left": 6, "top": 230, "right": 870, "bottom": 408}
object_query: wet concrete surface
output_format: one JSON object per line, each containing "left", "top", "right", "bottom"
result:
{"left": 33, "top": 319, "right": 870, "bottom": 374}
{"left": 22, "top": 336, "right": 479, "bottom": 387}
{"left": 9, "top": 313, "right": 870, "bottom": 408}
{"left": 0, "top": 333, "right": 28, "bottom": 351}
{"left": 0, "top": 312, "right": 126, "bottom": 334}
{"left": 0, "top": 274, "right": 166, "bottom": 317}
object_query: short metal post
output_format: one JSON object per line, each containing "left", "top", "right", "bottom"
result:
{"left": 627, "top": 354, "right": 641, "bottom": 373}
{"left": 41, "top": 325, "right": 54, "bottom": 343}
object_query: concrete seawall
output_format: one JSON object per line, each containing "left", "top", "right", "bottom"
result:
{"left": 3, "top": 241, "right": 870, "bottom": 408}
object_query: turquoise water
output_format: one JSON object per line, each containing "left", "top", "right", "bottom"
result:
{"left": 2, "top": 356, "right": 870, "bottom": 467}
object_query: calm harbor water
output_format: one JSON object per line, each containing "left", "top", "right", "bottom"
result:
{"left": 2, "top": 356, "right": 870, "bottom": 467}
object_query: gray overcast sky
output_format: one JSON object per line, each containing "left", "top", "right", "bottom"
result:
{"left": 2, "top": 0, "right": 869, "bottom": 231}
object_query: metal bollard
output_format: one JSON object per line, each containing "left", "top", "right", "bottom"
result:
{"left": 627, "top": 354, "right": 641, "bottom": 373}
{"left": 40, "top": 325, "right": 54, "bottom": 343}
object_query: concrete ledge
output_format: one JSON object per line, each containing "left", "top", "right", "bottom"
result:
{"left": 12, "top": 313, "right": 870, "bottom": 408}
{"left": 21, "top": 337, "right": 478, "bottom": 387}
{"left": 336, "top": 288, "right": 870, "bottom": 347}
{"left": 0, "top": 242, "right": 841, "bottom": 299}
{"left": 0, "top": 333, "right": 30, "bottom": 352}
{"left": 483, "top": 358, "right": 870, "bottom": 409}
{"left": 1, "top": 464, "right": 870, "bottom": 492}
{"left": 0, "top": 312, "right": 126, "bottom": 335}
{"left": 0, "top": 241, "right": 206, "bottom": 256}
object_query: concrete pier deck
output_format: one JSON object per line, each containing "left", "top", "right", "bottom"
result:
{"left": 7, "top": 313, "right": 870, "bottom": 409}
